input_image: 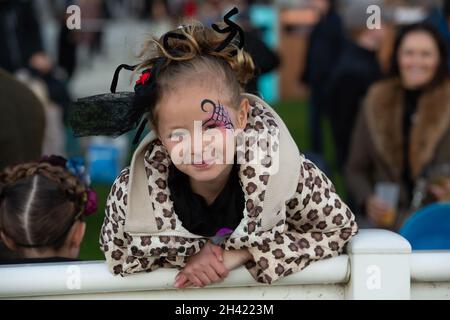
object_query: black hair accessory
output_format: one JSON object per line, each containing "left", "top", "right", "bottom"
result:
{"left": 212, "top": 7, "right": 244, "bottom": 54}
{"left": 162, "top": 31, "right": 188, "bottom": 57}
{"left": 69, "top": 60, "right": 161, "bottom": 142}
{"left": 69, "top": 7, "right": 244, "bottom": 144}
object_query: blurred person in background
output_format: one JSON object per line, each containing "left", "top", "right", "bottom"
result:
{"left": 15, "top": 52, "right": 69, "bottom": 157}
{"left": 58, "top": 0, "right": 81, "bottom": 80}
{"left": 301, "top": 0, "right": 344, "bottom": 155}
{"left": 78, "top": 0, "right": 107, "bottom": 57}
{"left": 236, "top": 1, "right": 281, "bottom": 96}
{"left": 432, "top": 0, "right": 450, "bottom": 72}
{"left": 195, "top": 0, "right": 280, "bottom": 96}
{"left": 326, "top": 0, "right": 386, "bottom": 169}
{"left": 346, "top": 23, "right": 450, "bottom": 230}
{"left": 0, "top": 0, "right": 70, "bottom": 157}
{"left": 146, "top": 0, "right": 174, "bottom": 37}
{"left": 0, "top": 0, "right": 43, "bottom": 73}
{"left": 0, "top": 69, "right": 45, "bottom": 171}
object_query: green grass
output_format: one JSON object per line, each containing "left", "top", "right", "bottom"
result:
{"left": 78, "top": 99, "right": 345, "bottom": 260}
{"left": 273, "top": 100, "right": 346, "bottom": 198}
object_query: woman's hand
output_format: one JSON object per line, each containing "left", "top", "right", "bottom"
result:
{"left": 174, "top": 242, "right": 229, "bottom": 289}
{"left": 429, "top": 178, "right": 450, "bottom": 202}
{"left": 366, "top": 195, "right": 395, "bottom": 227}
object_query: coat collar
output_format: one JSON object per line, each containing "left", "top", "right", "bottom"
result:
{"left": 124, "top": 93, "right": 301, "bottom": 238}
{"left": 364, "top": 78, "right": 450, "bottom": 180}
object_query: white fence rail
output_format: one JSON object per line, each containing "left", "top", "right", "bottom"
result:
{"left": 0, "top": 229, "right": 449, "bottom": 299}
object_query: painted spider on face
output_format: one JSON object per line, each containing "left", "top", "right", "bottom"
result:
{"left": 201, "top": 99, "right": 234, "bottom": 130}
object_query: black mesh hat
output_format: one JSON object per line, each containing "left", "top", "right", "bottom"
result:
{"left": 69, "top": 7, "right": 245, "bottom": 145}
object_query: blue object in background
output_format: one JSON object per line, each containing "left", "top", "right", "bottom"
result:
{"left": 400, "top": 203, "right": 450, "bottom": 250}
{"left": 87, "top": 143, "right": 120, "bottom": 184}
{"left": 87, "top": 136, "right": 129, "bottom": 184}
{"left": 250, "top": 5, "right": 279, "bottom": 103}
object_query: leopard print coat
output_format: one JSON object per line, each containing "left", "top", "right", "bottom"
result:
{"left": 100, "top": 94, "right": 358, "bottom": 284}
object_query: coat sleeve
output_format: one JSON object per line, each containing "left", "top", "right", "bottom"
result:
{"left": 244, "top": 155, "right": 358, "bottom": 284}
{"left": 99, "top": 168, "right": 206, "bottom": 276}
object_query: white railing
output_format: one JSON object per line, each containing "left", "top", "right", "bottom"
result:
{"left": 0, "top": 229, "right": 449, "bottom": 299}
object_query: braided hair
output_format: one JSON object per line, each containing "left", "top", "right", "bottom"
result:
{"left": 0, "top": 158, "right": 89, "bottom": 250}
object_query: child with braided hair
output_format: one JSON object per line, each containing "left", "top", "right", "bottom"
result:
{"left": 71, "top": 8, "right": 357, "bottom": 288}
{"left": 0, "top": 156, "right": 97, "bottom": 264}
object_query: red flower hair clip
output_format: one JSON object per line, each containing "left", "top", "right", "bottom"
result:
{"left": 136, "top": 70, "right": 151, "bottom": 86}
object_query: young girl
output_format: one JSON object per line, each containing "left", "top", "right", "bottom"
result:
{"left": 71, "top": 8, "right": 358, "bottom": 287}
{"left": 0, "top": 156, "right": 97, "bottom": 264}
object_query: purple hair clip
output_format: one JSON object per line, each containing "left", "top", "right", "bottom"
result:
{"left": 210, "top": 227, "right": 234, "bottom": 245}
{"left": 83, "top": 189, "right": 98, "bottom": 216}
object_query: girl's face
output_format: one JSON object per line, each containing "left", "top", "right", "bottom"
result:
{"left": 398, "top": 31, "right": 440, "bottom": 89}
{"left": 155, "top": 82, "right": 248, "bottom": 183}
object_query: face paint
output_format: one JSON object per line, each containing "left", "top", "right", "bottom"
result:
{"left": 200, "top": 99, "right": 234, "bottom": 130}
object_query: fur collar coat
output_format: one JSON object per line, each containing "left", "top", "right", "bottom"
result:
{"left": 346, "top": 78, "right": 450, "bottom": 227}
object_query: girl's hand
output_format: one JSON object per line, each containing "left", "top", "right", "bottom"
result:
{"left": 429, "top": 178, "right": 450, "bottom": 202}
{"left": 174, "top": 242, "right": 229, "bottom": 289}
{"left": 366, "top": 195, "right": 395, "bottom": 227}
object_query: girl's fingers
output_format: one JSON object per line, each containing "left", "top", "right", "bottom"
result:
{"left": 174, "top": 273, "right": 188, "bottom": 288}
{"left": 211, "top": 258, "right": 229, "bottom": 278}
{"left": 187, "top": 274, "right": 204, "bottom": 287}
{"left": 203, "top": 266, "right": 221, "bottom": 283}
{"left": 196, "top": 271, "right": 212, "bottom": 286}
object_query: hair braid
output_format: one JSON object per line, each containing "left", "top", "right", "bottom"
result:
{"left": 1, "top": 162, "right": 87, "bottom": 212}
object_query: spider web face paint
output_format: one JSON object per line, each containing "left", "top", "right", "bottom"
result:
{"left": 201, "top": 99, "right": 234, "bottom": 130}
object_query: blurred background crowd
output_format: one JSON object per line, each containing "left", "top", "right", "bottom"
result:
{"left": 1, "top": 0, "right": 449, "bottom": 261}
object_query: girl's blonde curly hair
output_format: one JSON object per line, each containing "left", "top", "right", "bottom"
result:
{"left": 135, "top": 19, "right": 255, "bottom": 127}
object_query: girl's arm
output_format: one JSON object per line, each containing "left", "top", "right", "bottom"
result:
{"left": 222, "top": 248, "right": 252, "bottom": 270}
{"left": 101, "top": 168, "right": 205, "bottom": 276}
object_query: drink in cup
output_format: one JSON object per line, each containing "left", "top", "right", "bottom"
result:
{"left": 375, "top": 182, "right": 400, "bottom": 228}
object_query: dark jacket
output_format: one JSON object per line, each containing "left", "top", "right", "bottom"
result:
{"left": 301, "top": 9, "right": 344, "bottom": 88}
{"left": 327, "top": 42, "right": 382, "bottom": 167}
